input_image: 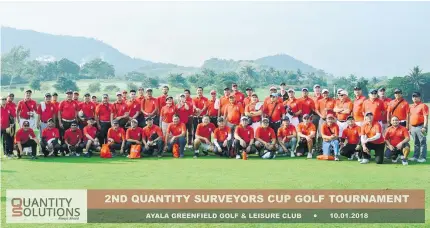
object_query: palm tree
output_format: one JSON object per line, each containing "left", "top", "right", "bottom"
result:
{"left": 239, "top": 65, "right": 257, "bottom": 84}
{"left": 407, "top": 66, "right": 425, "bottom": 91}
{"left": 348, "top": 74, "right": 357, "bottom": 83}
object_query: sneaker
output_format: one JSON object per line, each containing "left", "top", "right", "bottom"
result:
{"left": 400, "top": 155, "right": 405, "bottom": 160}
{"left": 272, "top": 155, "right": 276, "bottom": 159}
{"left": 65, "top": 153, "right": 70, "bottom": 157}
{"left": 193, "top": 155, "right": 198, "bottom": 159}
{"left": 126, "top": 155, "right": 130, "bottom": 158}
{"left": 290, "top": 151, "right": 295, "bottom": 158}
{"left": 335, "top": 156, "right": 340, "bottom": 161}
{"left": 187, "top": 145, "right": 193, "bottom": 149}
{"left": 307, "top": 153, "right": 312, "bottom": 159}
{"left": 236, "top": 154, "right": 241, "bottom": 159}
{"left": 76, "top": 153, "right": 80, "bottom": 157}
{"left": 360, "top": 159, "right": 369, "bottom": 164}
{"left": 402, "top": 160, "right": 408, "bottom": 166}
{"left": 408, "top": 157, "right": 417, "bottom": 162}
{"left": 7, "top": 155, "right": 13, "bottom": 160}
{"left": 417, "top": 158, "right": 427, "bottom": 163}
{"left": 31, "top": 156, "right": 38, "bottom": 160}
{"left": 348, "top": 154, "right": 355, "bottom": 160}
{"left": 48, "top": 151, "right": 54, "bottom": 157}
{"left": 179, "top": 154, "right": 185, "bottom": 158}
{"left": 392, "top": 156, "right": 399, "bottom": 163}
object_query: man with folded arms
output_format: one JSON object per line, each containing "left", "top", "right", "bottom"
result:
{"left": 40, "top": 118, "right": 61, "bottom": 157}
{"left": 255, "top": 118, "right": 277, "bottom": 159}
{"left": 387, "top": 89, "right": 409, "bottom": 128}
{"left": 111, "top": 92, "right": 129, "bottom": 129}
{"left": 141, "top": 88, "right": 159, "bottom": 128}
{"left": 340, "top": 116, "right": 362, "bottom": 161}
{"left": 107, "top": 120, "right": 126, "bottom": 156}
{"left": 263, "top": 93, "right": 285, "bottom": 134}
{"left": 17, "top": 89, "right": 37, "bottom": 130}
{"left": 384, "top": 116, "right": 410, "bottom": 165}
{"left": 125, "top": 119, "right": 143, "bottom": 157}
{"left": 352, "top": 86, "right": 366, "bottom": 127}
{"left": 360, "top": 112, "right": 385, "bottom": 164}
{"left": 296, "top": 114, "right": 316, "bottom": 158}
{"left": 277, "top": 117, "right": 297, "bottom": 157}
{"left": 213, "top": 117, "right": 232, "bottom": 157}
{"left": 193, "top": 116, "right": 216, "bottom": 158}
{"left": 95, "top": 94, "right": 112, "bottom": 144}
{"left": 77, "top": 93, "right": 96, "bottom": 130}
{"left": 333, "top": 90, "right": 353, "bottom": 137}
{"left": 142, "top": 117, "right": 164, "bottom": 157}
{"left": 165, "top": 115, "right": 187, "bottom": 158}
{"left": 58, "top": 90, "right": 78, "bottom": 139}
{"left": 245, "top": 93, "right": 263, "bottom": 133}
{"left": 234, "top": 116, "right": 255, "bottom": 159}
{"left": 320, "top": 114, "right": 340, "bottom": 160}
{"left": 62, "top": 121, "right": 84, "bottom": 157}
{"left": 408, "top": 92, "right": 429, "bottom": 163}
{"left": 283, "top": 89, "right": 302, "bottom": 127}
{"left": 127, "top": 90, "right": 142, "bottom": 126}
{"left": 36, "top": 93, "right": 57, "bottom": 138}
{"left": 363, "top": 89, "right": 385, "bottom": 128}
{"left": 378, "top": 88, "right": 392, "bottom": 131}
{"left": 83, "top": 117, "right": 100, "bottom": 157}
{"left": 224, "top": 95, "right": 243, "bottom": 133}
{"left": 15, "top": 120, "right": 40, "bottom": 159}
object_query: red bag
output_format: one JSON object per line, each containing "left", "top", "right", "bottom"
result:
{"left": 129, "top": 145, "right": 141, "bottom": 159}
{"left": 172, "top": 144, "right": 179, "bottom": 158}
{"left": 100, "top": 144, "right": 112, "bottom": 158}
{"left": 317, "top": 155, "right": 335, "bottom": 160}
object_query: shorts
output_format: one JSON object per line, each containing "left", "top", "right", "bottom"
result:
{"left": 199, "top": 143, "right": 212, "bottom": 152}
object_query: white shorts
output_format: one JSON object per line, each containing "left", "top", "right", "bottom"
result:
{"left": 355, "top": 121, "right": 363, "bottom": 127}
{"left": 288, "top": 115, "right": 299, "bottom": 128}
{"left": 199, "top": 143, "right": 212, "bottom": 152}
{"left": 337, "top": 121, "right": 348, "bottom": 137}
{"left": 161, "top": 121, "right": 169, "bottom": 136}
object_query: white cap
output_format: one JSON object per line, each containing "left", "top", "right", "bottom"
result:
{"left": 340, "top": 90, "right": 348, "bottom": 95}
{"left": 322, "top": 89, "right": 329, "bottom": 93}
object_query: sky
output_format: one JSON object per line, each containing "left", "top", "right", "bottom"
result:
{"left": 0, "top": 1, "right": 429, "bottom": 77}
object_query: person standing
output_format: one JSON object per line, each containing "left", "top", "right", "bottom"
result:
{"left": 95, "top": 94, "right": 112, "bottom": 144}
{"left": 363, "top": 89, "right": 385, "bottom": 128}
{"left": 207, "top": 90, "right": 220, "bottom": 127}
{"left": 159, "top": 96, "right": 176, "bottom": 135}
{"left": 58, "top": 90, "right": 78, "bottom": 140}
{"left": 231, "top": 83, "right": 245, "bottom": 107}
{"left": 245, "top": 93, "right": 263, "bottom": 134}
{"left": 176, "top": 93, "right": 192, "bottom": 148}
{"left": 408, "top": 92, "right": 428, "bottom": 163}
{"left": 141, "top": 88, "right": 159, "bottom": 128}
{"left": 263, "top": 93, "right": 285, "bottom": 134}
{"left": 224, "top": 95, "right": 244, "bottom": 133}
{"left": 127, "top": 90, "right": 142, "bottom": 124}
{"left": 1, "top": 96, "right": 14, "bottom": 158}
{"left": 353, "top": 86, "right": 366, "bottom": 127}
{"left": 378, "top": 88, "right": 392, "bottom": 131}
{"left": 91, "top": 95, "right": 99, "bottom": 106}
{"left": 387, "top": 89, "right": 409, "bottom": 127}
{"left": 36, "top": 93, "right": 57, "bottom": 138}
{"left": 243, "top": 88, "right": 254, "bottom": 107}
{"left": 157, "top": 85, "right": 171, "bottom": 110}
{"left": 17, "top": 89, "right": 37, "bottom": 130}
{"left": 333, "top": 90, "right": 353, "bottom": 137}
{"left": 279, "top": 82, "right": 289, "bottom": 102}
{"left": 298, "top": 88, "right": 315, "bottom": 123}
{"left": 219, "top": 87, "right": 231, "bottom": 117}
{"left": 311, "top": 84, "right": 323, "bottom": 129}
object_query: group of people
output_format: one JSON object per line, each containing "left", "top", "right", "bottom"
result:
{"left": 0, "top": 83, "right": 428, "bottom": 165}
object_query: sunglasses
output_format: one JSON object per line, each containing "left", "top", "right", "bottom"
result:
{"left": 71, "top": 125, "right": 77, "bottom": 127}
{"left": 23, "top": 125, "right": 30, "bottom": 127}
{"left": 1, "top": 98, "right": 6, "bottom": 101}
{"left": 339, "top": 94, "right": 345, "bottom": 96}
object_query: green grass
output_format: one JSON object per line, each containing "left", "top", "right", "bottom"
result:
{"left": 1, "top": 149, "right": 429, "bottom": 228}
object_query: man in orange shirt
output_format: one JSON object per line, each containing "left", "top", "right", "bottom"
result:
{"left": 297, "top": 114, "right": 316, "bottom": 158}
{"left": 58, "top": 90, "right": 78, "bottom": 140}
{"left": 353, "top": 86, "right": 366, "bottom": 127}
{"left": 193, "top": 116, "right": 216, "bottom": 158}
{"left": 263, "top": 93, "right": 285, "bottom": 134}
{"left": 320, "top": 114, "right": 340, "bottom": 160}
{"left": 378, "top": 88, "right": 391, "bottom": 131}
{"left": 107, "top": 120, "right": 126, "bottom": 156}
{"left": 127, "top": 90, "right": 142, "bottom": 127}
{"left": 82, "top": 117, "right": 100, "bottom": 157}
{"left": 111, "top": 92, "right": 130, "bottom": 129}
{"left": 264, "top": 86, "right": 282, "bottom": 106}
{"left": 384, "top": 116, "right": 410, "bottom": 166}
{"left": 408, "top": 92, "right": 428, "bottom": 163}
{"left": 213, "top": 117, "right": 232, "bottom": 157}
{"left": 340, "top": 116, "right": 362, "bottom": 160}
{"left": 245, "top": 93, "right": 263, "bottom": 133}
{"left": 224, "top": 95, "right": 244, "bottom": 132}
{"left": 363, "top": 89, "right": 385, "bottom": 128}
{"left": 62, "top": 121, "right": 85, "bottom": 156}
{"left": 277, "top": 117, "right": 297, "bottom": 157}
{"left": 234, "top": 116, "right": 255, "bottom": 159}
{"left": 160, "top": 96, "right": 176, "bottom": 135}
{"left": 219, "top": 87, "right": 231, "bottom": 117}
{"left": 125, "top": 119, "right": 143, "bottom": 157}
{"left": 192, "top": 87, "right": 208, "bottom": 135}
{"left": 254, "top": 118, "right": 277, "bottom": 159}
{"left": 157, "top": 86, "right": 170, "bottom": 114}
{"left": 142, "top": 117, "right": 164, "bottom": 157}
{"left": 284, "top": 89, "right": 302, "bottom": 127}
{"left": 164, "top": 115, "right": 187, "bottom": 158}
{"left": 137, "top": 87, "right": 145, "bottom": 103}
{"left": 207, "top": 90, "right": 219, "bottom": 127}
{"left": 231, "top": 83, "right": 245, "bottom": 106}
{"left": 36, "top": 93, "right": 57, "bottom": 138}
{"left": 299, "top": 88, "right": 315, "bottom": 123}
{"left": 334, "top": 90, "right": 353, "bottom": 137}
{"left": 91, "top": 95, "right": 98, "bottom": 106}
{"left": 315, "top": 89, "right": 335, "bottom": 154}
{"left": 243, "top": 88, "right": 254, "bottom": 107}
{"left": 40, "top": 118, "right": 61, "bottom": 157}
{"left": 360, "top": 112, "right": 385, "bottom": 164}
{"left": 311, "top": 84, "right": 323, "bottom": 129}
{"left": 141, "top": 88, "right": 159, "bottom": 128}
{"left": 15, "top": 120, "right": 40, "bottom": 159}
{"left": 95, "top": 94, "right": 112, "bottom": 144}
{"left": 387, "top": 89, "right": 409, "bottom": 128}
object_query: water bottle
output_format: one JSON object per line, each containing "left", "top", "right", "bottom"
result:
{"left": 242, "top": 151, "right": 248, "bottom": 160}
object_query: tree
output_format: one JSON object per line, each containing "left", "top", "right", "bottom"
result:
{"left": 81, "top": 58, "right": 115, "bottom": 79}
{"left": 29, "top": 77, "right": 41, "bottom": 92}
{"left": 1, "top": 46, "right": 31, "bottom": 89}
{"left": 147, "top": 77, "right": 160, "bottom": 88}
{"left": 125, "top": 71, "right": 146, "bottom": 81}
{"left": 88, "top": 82, "right": 101, "bottom": 93}
{"left": 167, "top": 73, "right": 189, "bottom": 89}
{"left": 215, "top": 72, "right": 239, "bottom": 94}
{"left": 41, "top": 61, "right": 60, "bottom": 81}
{"left": 53, "top": 76, "right": 79, "bottom": 92}
{"left": 407, "top": 66, "right": 425, "bottom": 99}
{"left": 57, "top": 58, "right": 80, "bottom": 80}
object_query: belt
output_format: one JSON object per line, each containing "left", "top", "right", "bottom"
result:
{"left": 100, "top": 121, "right": 111, "bottom": 123}
{"left": 412, "top": 124, "right": 423, "bottom": 127}
{"left": 270, "top": 120, "right": 281, "bottom": 124}
{"left": 338, "top": 120, "right": 346, "bottom": 123}
{"left": 62, "top": 119, "right": 75, "bottom": 122}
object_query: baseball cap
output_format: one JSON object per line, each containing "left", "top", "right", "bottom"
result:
{"left": 165, "top": 96, "right": 173, "bottom": 101}
{"left": 47, "top": 118, "right": 54, "bottom": 123}
{"left": 65, "top": 90, "right": 73, "bottom": 94}
{"left": 146, "top": 88, "right": 153, "bottom": 92}
{"left": 240, "top": 116, "right": 249, "bottom": 121}
{"left": 287, "top": 88, "right": 294, "bottom": 92}
{"left": 313, "top": 84, "right": 321, "bottom": 88}
{"left": 369, "top": 89, "right": 378, "bottom": 94}
{"left": 302, "top": 88, "right": 309, "bottom": 92}
{"left": 145, "top": 116, "right": 153, "bottom": 121}
{"left": 346, "top": 115, "right": 354, "bottom": 120}
{"left": 280, "top": 82, "right": 286, "bottom": 86}
{"left": 378, "top": 88, "right": 386, "bottom": 92}
{"left": 52, "top": 92, "right": 58, "bottom": 96}
{"left": 73, "top": 91, "right": 79, "bottom": 95}
{"left": 210, "top": 90, "right": 216, "bottom": 94}
{"left": 262, "top": 118, "right": 269, "bottom": 123}
{"left": 269, "top": 86, "right": 277, "bottom": 90}
{"left": 326, "top": 113, "right": 335, "bottom": 119}
{"left": 84, "top": 93, "right": 90, "bottom": 97}
{"left": 282, "top": 116, "right": 290, "bottom": 122}
{"left": 365, "top": 112, "right": 373, "bottom": 116}
{"left": 340, "top": 90, "right": 348, "bottom": 95}
{"left": 217, "top": 117, "right": 225, "bottom": 122}
{"left": 353, "top": 86, "right": 361, "bottom": 90}
{"left": 322, "top": 89, "right": 329, "bottom": 93}
{"left": 412, "top": 92, "right": 421, "bottom": 97}
{"left": 102, "top": 94, "right": 108, "bottom": 98}
{"left": 394, "top": 88, "right": 402, "bottom": 93}
{"left": 45, "top": 93, "right": 52, "bottom": 97}
{"left": 224, "top": 87, "right": 230, "bottom": 91}
{"left": 116, "top": 92, "right": 122, "bottom": 96}
{"left": 232, "top": 83, "right": 238, "bottom": 87}
{"left": 25, "top": 89, "right": 32, "bottom": 93}
{"left": 251, "top": 93, "right": 258, "bottom": 97}
{"left": 8, "top": 93, "right": 14, "bottom": 97}
{"left": 337, "top": 88, "right": 343, "bottom": 94}
{"left": 246, "top": 87, "right": 253, "bottom": 91}
{"left": 270, "top": 93, "right": 278, "bottom": 97}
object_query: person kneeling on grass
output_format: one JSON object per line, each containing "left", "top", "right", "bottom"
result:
{"left": 340, "top": 115, "right": 362, "bottom": 161}
{"left": 107, "top": 120, "right": 126, "bottom": 157}
{"left": 213, "top": 117, "right": 232, "bottom": 157}
{"left": 384, "top": 116, "right": 410, "bottom": 166}
{"left": 83, "top": 117, "right": 101, "bottom": 157}
{"left": 40, "top": 118, "right": 61, "bottom": 157}
{"left": 277, "top": 116, "right": 297, "bottom": 157}
{"left": 15, "top": 120, "right": 40, "bottom": 159}
{"left": 142, "top": 117, "right": 164, "bottom": 157}
{"left": 125, "top": 119, "right": 143, "bottom": 157}
{"left": 321, "top": 114, "right": 340, "bottom": 161}
{"left": 360, "top": 112, "right": 385, "bottom": 164}
{"left": 62, "top": 122, "right": 85, "bottom": 156}
{"left": 255, "top": 118, "right": 277, "bottom": 159}
{"left": 296, "top": 114, "right": 316, "bottom": 158}
{"left": 234, "top": 116, "right": 255, "bottom": 159}
{"left": 164, "top": 115, "right": 187, "bottom": 158}
{"left": 193, "top": 116, "right": 216, "bottom": 158}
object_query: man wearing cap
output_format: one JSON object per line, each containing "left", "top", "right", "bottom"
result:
{"left": 6, "top": 93, "right": 17, "bottom": 121}
{"left": 213, "top": 117, "right": 232, "bottom": 157}
{"left": 176, "top": 92, "right": 193, "bottom": 148}
{"left": 111, "top": 92, "right": 129, "bottom": 129}
{"left": 160, "top": 96, "right": 176, "bottom": 135}
{"left": 298, "top": 88, "right": 315, "bottom": 123}
{"left": 15, "top": 120, "right": 40, "bottom": 159}
{"left": 95, "top": 94, "right": 112, "bottom": 144}
{"left": 51, "top": 93, "right": 60, "bottom": 128}
{"left": 78, "top": 93, "right": 96, "bottom": 130}
{"left": 264, "top": 86, "right": 283, "bottom": 106}
{"left": 277, "top": 117, "right": 297, "bottom": 157}
{"left": 312, "top": 84, "right": 323, "bottom": 103}
{"left": 91, "top": 95, "right": 98, "bottom": 106}
{"left": 184, "top": 89, "right": 195, "bottom": 144}
{"left": 72, "top": 91, "right": 80, "bottom": 104}
{"left": 334, "top": 90, "right": 353, "bottom": 137}
{"left": 125, "top": 119, "right": 143, "bottom": 157}
{"left": 279, "top": 83, "right": 289, "bottom": 102}
{"left": 234, "top": 116, "right": 255, "bottom": 159}
{"left": 263, "top": 93, "right": 285, "bottom": 134}
{"left": 363, "top": 89, "right": 385, "bottom": 128}
{"left": 107, "top": 120, "right": 126, "bottom": 156}
{"left": 283, "top": 89, "right": 302, "bottom": 127}
{"left": 58, "top": 90, "right": 78, "bottom": 140}
{"left": 315, "top": 89, "right": 335, "bottom": 124}
{"left": 340, "top": 116, "right": 362, "bottom": 160}
{"left": 311, "top": 84, "right": 323, "bottom": 134}
{"left": 164, "top": 115, "right": 187, "bottom": 158}
{"left": 1, "top": 96, "right": 15, "bottom": 158}
{"left": 127, "top": 90, "right": 141, "bottom": 124}
{"left": 62, "top": 121, "right": 85, "bottom": 156}
{"left": 320, "top": 114, "right": 340, "bottom": 160}
{"left": 142, "top": 117, "right": 164, "bottom": 157}
{"left": 243, "top": 88, "right": 254, "bottom": 107}
{"left": 207, "top": 90, "right": 220, "bottom": 127}
{"left": 17, "top": 89, "right": 37, "bottom": 130}
{"left": 224, "top": 95, "right": 244, "bottom": 132}
{"left": 137, "top": 87, "right": 145, "bottom": 103}
{"left": 255, "top": 118, "right": 277, "bottom": 159}
{"left": 409, "top": 92, "right": 429, "bottom": 163}
{"left": 40, "top": 118, "right": 61, "bottom": 157}
{"left": 141, "top": 88, "right": 159, "bottom": 128}
{"left": 353, "top": 86, "right": 366, "bottom": 127}
{"left": 193, "top": 116, "right": 216, "bottom": 158}
{"left": 297, "top": 114, "right": 316, "bottom": 158}
{"left": 360, "top": 112, "right": 385, "bottom": 164}
{"left": 36, "top": 93, "right": 57, "bottom": 138}
{"left": 231, "top": 83, "right": 245, "bottom": 106}
{"left": 219, "top": 87, "right": 231, "bottom": 117}
{"left": 384, "top": 116, "right": 410, "bottom": 165}
{"left": 387, "top": 89, "right": 409, "bottom": 128}
{"left": 378, "top": 88, "right": 392, "bottom": 131}
{"left": 83, "top": 117, "right": 100, "bottom": 157}
{"left": 192, "top": 87, "right": 209, "bottom": 136}
{"left": 157, "top": 86, "right": 171, "bottom": 111}
{"left": 245, "top": 93, "right": 263, "bottom": 134}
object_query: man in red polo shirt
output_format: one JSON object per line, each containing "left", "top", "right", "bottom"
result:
{"left": 91, "top": 95, "right": 98, "bottom": 106}
{"left": 218, "top": 87, "right": 231, "bottom": 117}
{"left": 95, "top": 94, "right": 112, "bottom": 144}
{"left": 141, "top": 88, "right": 159, "bottom": 128}
{"left": 384, "top": 116, "right": 410, "bottom": 165}
{"left": 243, "top": 88, "right": 254, "bottom": 107}
{"left": 83, "top": 117, "right": 100, "bottom": 157}
{"left": 137, "top": 87, "right": 145, "bottom": 103}
{"left": 284, "top": 89, "right": 302, "bottom": 127}
{"left": 40, "top": 118, "right": 61, "bottom": 157}
{"left": 311, "top": 84, "right": 323, "bottom": 133}
{"left": 15, "top": 120, "right": 40, "bottom": 159}
{"left": 160, "top": 96, "right": 176, "bottom": 135}
{"left": 360, "top": 112, "right": 385, "bottom": 164}
{"left": 184, "top": 89, "right": 194, "bottom": 148}
{"left": 125, "top": 119, "right": 143, "bottom": 157}
{"left": 231, "top": 83, "right": 245, "bottom": 106}
{"left": 17, "top": 89, "right": 37, "bottom": 130}
{"left": 207, "top": 90, "right": 219, "bottom": 127}
{"left": 6, "top": 93, "right": 17, "bottom": 121}
{"left": 255, "top": 118, "right": 277, "bottom": 159}
{"left": 78, "top": 93, "right": 96, "bottom": 129}
{"left": 234, "top": 116, "right": 255, "bottom": 159}
{"left": 62, "top": 121, "right": 84, "bottom": 156}
{"left": 122, "top": 90, "right": 128, "bottom": 103}
{"left": 111, "top": 92, "right": 129, "bottom": 129}
{"left": 142, "top": 117, "right": 164, "bottom": 157}
{"left": 36, "top": 93, "right": 57, "bottom": 138}
{"left": 387, "top": 88, "right": 409, "bottom": 128}
{"left": 164, "top": 115, "right": 187, "bottom": 158}
{"left": 277, "top": 117, "right": 297, "bottom": 157}
{"left": 263, "top": 86, "right": 283, "bottom": 106}
{"left": 107, "top": 120, "right": 126, "bottom": 156}
{"left": 58, "top": 90, "right": 78, "bottom": 139}
{"left": 263, "top": 93, "right": 285, "bottom": 134}
{"left": 1, "top": 96, "right": 15, "bottom": 158}
{"left": 353, "top": 86, "right": 366, "bottom": 127}
{"left": 340, "top": 116, "right": 362, "bottom": 161}
{"left": 245, "top": 93, "right": 263, "bottom": 134}
{"left": 193, "top": 116, "right": 216, "bottom": 158}
{"left": 298, "top": 88, "right": 315, "bottom": 123}
{"left": 213, "top": 117, "right": 232, "bottom": 157}
{"left": 192, "top": 87, "right": 208, "bottom": 136}
{"left": 127, "top": 89, "right": 141, "bottom": 124}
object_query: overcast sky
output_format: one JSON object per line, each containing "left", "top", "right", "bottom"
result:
{"left": 1, "top": 1, "right": 429, "bottom": 77}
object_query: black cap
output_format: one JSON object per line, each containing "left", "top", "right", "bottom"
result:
{"left": 346, "top": 115, "right": 354, "bottom": 120}
{"left": 92, "top": 95, "right": 97, "bottom": 98}
{"left": 280, "top": 82, "right": 286, "bottom": 86}
{"left": 145, "top": 116, "right": 153, "bottom": 121}
{"left": 65, "top": 90, "right": 73, "bottom": 94}
{"left": 353, "top": 86, "right": 361, "bottom": 90}
{"left": 365, "top": 112, "right": 373, "bottom": 116}
{"left": 217, "top": 117, "right": 225, "bottom": 122}
{"left": 45, "top": 93, "right": 52, "bottom": 97}
{"left": 88, "top": 117, "right": 95, "bottom": 121}
{"left": 282, "top": 116, "right": 290, "bottom": 122}
{"left": 8, "top": 93, "right": 14, "bottom": 97}
{"left": 70, "top": 121, "right": 78, "bottom": 125}
{"left": 52, "top": 92, "right": 58, "bottom": 96}
{"left": 112, "top": 120, "right": 119, "bottom": 124}
{"left": 412, "top": 92, "right": 421, "bottom": 97}
{"left": 378, "top": 88, "right": 386, "bottom": 92}
{"left": 394, "top": 88, "right": 402, "bottom": 93}
{"left": 369, "top": 89, "right": 377, "bottom": 94}
{"left": 47, "top": 118, "right": 54, "bottom": 123}
{"left": 73, "top": 91, "right": 79, "bottom": 94}
{"left": 246, "top": 87, "right": 253, "bottom": 91}
{"left": 84, "top": 93, "right": 90, "bottom": 97}
{"left": 130, "top": 89, "right": 136, "bottom": 93}
{"left": 165, "top": 96, "right": 173, "bottom": 101}
{"left": 22, "top": 120, "right": 30, "bottom": 126}
{"left": 224, "top": 87, "right": 230, "bottom": 91}
{"left": 25, "top": 89, "right": 32, "bottom": 93}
